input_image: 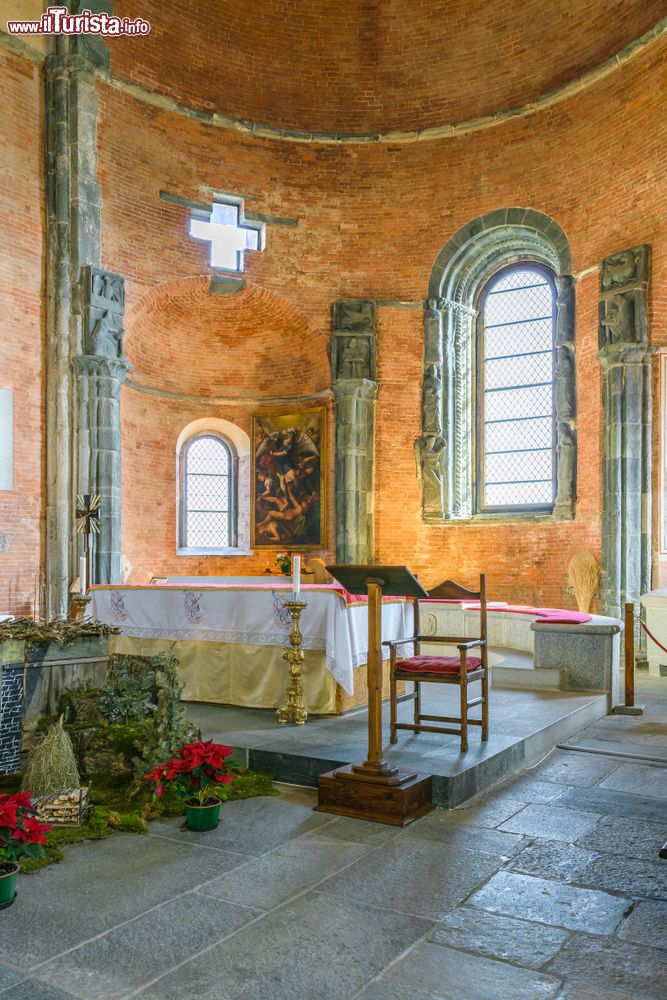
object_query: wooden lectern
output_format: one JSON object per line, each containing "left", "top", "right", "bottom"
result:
{"left": 315, "top": 565, "right": 435, "bottom": 826}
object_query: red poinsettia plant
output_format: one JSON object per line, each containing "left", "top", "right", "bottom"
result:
{"left": 0, "top": 793, "right": 51, "bottom": 869}
{"left": 145, "top": 740, "right": 238, "bottom": 806}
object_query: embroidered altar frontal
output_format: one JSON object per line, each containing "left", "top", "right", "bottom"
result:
{"left": 90, "top": 583, "right": 413, "bottom": 715}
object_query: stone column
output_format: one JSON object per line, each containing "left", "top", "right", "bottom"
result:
{"left": 598, "top": 245, "right": 653, "bottom": 623}
{"left": 415, "top": 300, "right": 446, "bottom": 518}
{"left": 331, "top": 301, "right": 377, "bottom": 563}
{"left": 553, "top": 274, "right": 577, "bottom": 518}
{"left": 45, "top": 25, "right": 125, "bottom": 612}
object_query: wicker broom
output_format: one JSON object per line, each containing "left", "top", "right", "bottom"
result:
{"left": 567, "top": 550, "right": 600, "bottom": 613}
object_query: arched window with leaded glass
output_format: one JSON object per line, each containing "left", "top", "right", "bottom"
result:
{"left": 476, "top": 264, "right": 557, "bottom": 512}
{"left": 179, "top": 433, "right": 237, "bottom": 550}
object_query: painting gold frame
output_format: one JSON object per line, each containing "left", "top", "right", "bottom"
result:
{"left": 251, "top": 407, "right": 326, "bottom": 550}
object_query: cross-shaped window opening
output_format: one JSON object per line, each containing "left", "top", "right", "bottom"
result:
{"left": 189, "top": 199, "right": 264, "bottom": 273}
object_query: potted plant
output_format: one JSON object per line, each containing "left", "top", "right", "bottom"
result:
{"left": 0, "top": 793, "right": 51, "bottom": 909}
{"left": 146, "top": 740, "right": 237, "bottom": 831}
{"left": 276, "top": 552, "right": 292, "bottom": 576}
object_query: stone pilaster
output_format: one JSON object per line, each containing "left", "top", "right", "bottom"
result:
{"left": 598, "top": 245, "right": 653, "bottom": 623}
{"left": 331, "top": 301, "right": 377, "bottom": 563}
{"left": 45, "top": 28, "right": 126, "bottom": 614}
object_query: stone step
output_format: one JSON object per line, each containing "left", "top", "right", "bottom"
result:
{"left": 492, "top": 665, "right": 567, "bottom": 690}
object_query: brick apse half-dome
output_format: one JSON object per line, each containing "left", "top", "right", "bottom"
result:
{"left": 124, "top": 278, "right": 330, "bottom": 398}
{"left": 109, "top": 0, "right": 664, "bottom": 135}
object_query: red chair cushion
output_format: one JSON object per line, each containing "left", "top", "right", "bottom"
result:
{"left": 395, "top": 654, "right": 482, "bottom": 675}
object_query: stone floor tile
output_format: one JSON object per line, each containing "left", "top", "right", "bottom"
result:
{"left": 532, "top": 752, "right": 622, "bottom": 787}
{"left": 0, "top": 981, "right": 80, "bottom": 1000}
{"left": 0, "top": 963, "right": 27, "bottom": 994}
{"left": 509, "top": 841, "right": 596, "bottom": 883}
{"left": 618, "top": 899, "right": 667, "bottom": 950}
{"left": 492, "top": 776, "right": 569, "bottom": 803}
{"left": 557, "top": 785, "right": 667, "bottom": 823}
{"left": 430, "top": 906, "right": 568, "bottom": 968}
{"left": 199, "top": 836, "right": 369, "bottom": 910}
{"left": 581, "top": 853, "right": 667, "bottom": 902}
{"left": 0, "top": 834, "right": 247, "bottom": 967}
{"left": 37, "top": 892, "right": 258, "bottom": 1000}
{"left": 137, "top": 891, "right": 431, "bottom": 1000}
{"left": 598, "top": 762, "right": 667, "bottom": 800}
{"left": 575, "top": 814, "right": 667, "bottom": 862}
{"left": 499, "top": 802, "right": 601, "bottom": 842}
{"left": 300, "top": 814, "right": 400, "bottom": 847}
{"left": 316, "top": 837, "right": 503, "bottom": 920}
{"left": 443, "top": 795, "right": 527, "bottom": 828}
{"left": 149, "top": 793, "right": 332, "bottom": 856}
{"left": 404, "top": 811, "right": 526, "bottom": 857}
{"left": 547, "top": 934, "right": 667, "bottom": 999}
{"left": 355, "top": 941, "right": 561, "bottom": 1000}
{"left": 560, "top": 984, "right": 650, "bottom": 1000}
{"left": 469, "top": 871, "right": 631, "bottom": 934}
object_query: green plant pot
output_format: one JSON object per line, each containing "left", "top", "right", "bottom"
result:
{"left": 0, "top": 864, "right": 18, "bottom": 910}
{"left": 184, "top": 799, "right": 221, "bottom": 831}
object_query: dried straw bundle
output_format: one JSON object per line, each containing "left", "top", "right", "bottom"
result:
{"left": 21, "top": 716, "right": 80, "bottom": 798}
{"left": 568, "top": 550, "right": 600, "bottom": 613}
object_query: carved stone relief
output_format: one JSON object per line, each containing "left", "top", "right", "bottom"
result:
{"left": 414, "top": 433, "right": 445, "bottom": 512}
{"left": 81, "top": 266, "right": 126, "bottom": 359}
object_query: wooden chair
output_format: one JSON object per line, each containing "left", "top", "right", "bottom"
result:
{"left": 385, "top": 575, "right": 489, "bottom": 753}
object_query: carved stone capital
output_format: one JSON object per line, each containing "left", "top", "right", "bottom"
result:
{"left": 332, "top": 378, "right": 378, "bottom": 403}
{"left": 72, "top": 354, "right": 131, "bottom": 381}
{"left": 597, "top": 342, "right": 654, "bottom": 369}
{"left": 430, "top": 296, "right": 477, "bottom": 319}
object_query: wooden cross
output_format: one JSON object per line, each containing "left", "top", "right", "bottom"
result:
{"left": 75, "top": 493, "right": 100, "bottom": 591}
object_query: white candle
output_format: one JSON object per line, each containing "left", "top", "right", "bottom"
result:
{"left": 293, "top": 555, "right": 301, "bottom": 597}
{"left": 79, "top": 556, "right": 86, "bottom": 596}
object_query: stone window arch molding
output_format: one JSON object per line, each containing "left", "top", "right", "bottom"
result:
{"left": 418, "top": 208, "right": 576, "bottom": 522}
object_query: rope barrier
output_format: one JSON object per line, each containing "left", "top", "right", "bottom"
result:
{"left": 640, "top": 618, "right": 667, "bottom": 655}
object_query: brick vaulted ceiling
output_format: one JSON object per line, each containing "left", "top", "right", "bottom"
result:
{"left": 108, "top": 0, "right": 664, "bottom": 136}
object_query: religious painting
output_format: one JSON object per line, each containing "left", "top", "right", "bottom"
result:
{"left": 251, "top": 408, "right": 326, "bottom": 550}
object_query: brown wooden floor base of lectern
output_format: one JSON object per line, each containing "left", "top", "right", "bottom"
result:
{"left": 316, "top": 764, "right": 433, "bottom": 827}
{"left": 316, "top": 565, "right": 435, "bottom": 827}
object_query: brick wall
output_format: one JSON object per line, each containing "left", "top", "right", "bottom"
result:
{"left": 0, "top": 50, "right": 45, "bottom": 616}
{"left": 0, "top": 26, "right": 665, "bottom": 611}
{"left": 98, "top": 36, "right": 666, "bottom": 606}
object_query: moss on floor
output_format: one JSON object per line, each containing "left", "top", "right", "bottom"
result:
{"left": 1, "top": 768, "right": 276, "bottom": 873}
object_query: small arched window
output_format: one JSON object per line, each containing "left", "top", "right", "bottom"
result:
{"left": 179, "top": 433, "right": 237, "bottom": 550}
{"left": 477, "top": 264, "right": 557, "bottom": 512}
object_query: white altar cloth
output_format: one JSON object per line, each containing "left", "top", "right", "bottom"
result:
{"left": 89, "top": 583, "right": 413, "bottom": 695}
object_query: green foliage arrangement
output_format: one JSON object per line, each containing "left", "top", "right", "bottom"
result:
{"left": 21, "top": 716, "right": 80, "bottom": 798}
{"left": 133, "top": 654, "right": 199, "bottom": 777}
{"left": 96, "top": 652, "right": 199, "bottom": 787}
{"left": 98, "top": 658, "right": 156, "bottom": 723}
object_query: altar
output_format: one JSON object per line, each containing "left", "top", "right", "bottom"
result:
{"left": 89, "top": 582, "right": 414, "bottom": 715}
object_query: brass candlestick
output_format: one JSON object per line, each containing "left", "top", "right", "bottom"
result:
{"left": 276, "top": 599, "right": 308, "bottom": 725}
